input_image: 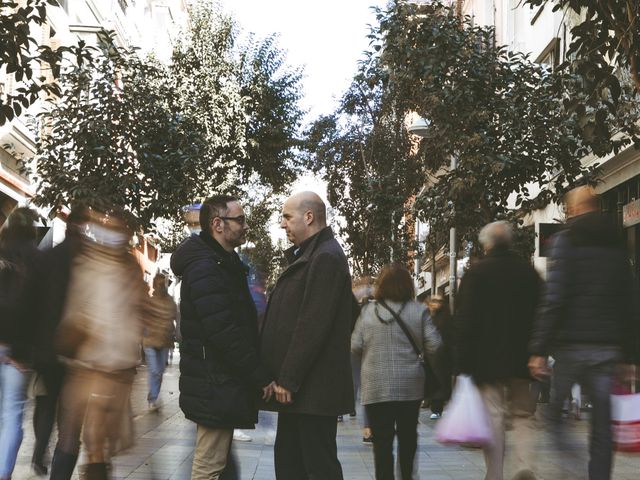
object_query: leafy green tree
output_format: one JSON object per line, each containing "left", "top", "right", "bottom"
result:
{"left": 34, "top": 42, "right": 203, "bottom": 230}
{"left": 523, "top": 0, "right": 640, "bottom": 153}
{"left": 376, "top": 0, "right": 628, "bottom": 247}
{"left": 0, "top": 0, "right": 90, "bottom": 124}
{"left": 240, "top": 34, "right": 305, "bottom": 193}
{"left": 306, "top": 50, "right": 426, "bottom": 276}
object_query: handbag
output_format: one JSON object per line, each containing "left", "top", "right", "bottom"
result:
{"left": 435, "top": 375, "right": 493, "bottom": 447}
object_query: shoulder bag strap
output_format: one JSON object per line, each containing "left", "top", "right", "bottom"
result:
{"left": 378, "top": 300, "right": 424, "bottom": 363}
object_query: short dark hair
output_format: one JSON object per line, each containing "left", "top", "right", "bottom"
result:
{"left": 374, "top": 263, "right": 415, "bottom": 303}
{"left": 199, "top": 195, "right": 238, "bottom": 232}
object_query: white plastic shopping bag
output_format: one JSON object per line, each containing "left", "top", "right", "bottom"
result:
{"left": 435, "top": 375, "right": 493, "bottom": 447}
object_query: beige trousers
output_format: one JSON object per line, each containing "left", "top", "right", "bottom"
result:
{"left": 479, "top": 379, "right": 537, "bottom": 480}
{"left": 191, "top": 425, "right": 233, "bottom": 480}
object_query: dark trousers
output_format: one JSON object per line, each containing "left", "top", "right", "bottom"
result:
{"left": 549, "top": 347, "right": 620, "bottom": 480}
{"left": 274, "top": 412, "right": 343, "bottom": 480}
{"left": 365, "top": 401, "right": 421, "bottom": 480}
{"left": 33, "top": 365, "right": 64, "bottom": 466}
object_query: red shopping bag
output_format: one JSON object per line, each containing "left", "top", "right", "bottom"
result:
{"left": 611, "top": 384, "right": 640, "bottom": 453}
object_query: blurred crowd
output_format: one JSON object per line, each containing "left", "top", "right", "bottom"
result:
{"left": 0, "top": 185, "right": 638, "bottom": 480}
{"left": 0, "top": 203, "right": 177, "bottom": 480}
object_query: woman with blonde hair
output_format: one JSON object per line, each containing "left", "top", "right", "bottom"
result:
{"left": 352, "top": 263, "right": 441, "bottom": 480}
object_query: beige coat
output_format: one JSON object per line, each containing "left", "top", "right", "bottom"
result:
{"left": 57, "top": 242, "right": 146, "bottom": 372}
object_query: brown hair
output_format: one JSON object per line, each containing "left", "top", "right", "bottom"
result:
{"left": 374, "top": 263, "right": 415, "bottom": 303}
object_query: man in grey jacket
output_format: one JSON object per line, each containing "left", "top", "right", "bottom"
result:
{"left": 260, "top": 191, "right": 354, "bottom": 479}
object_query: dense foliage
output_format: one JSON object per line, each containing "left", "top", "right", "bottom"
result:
{"left": 0, "top": 0, "right": 89, "bottom": 124}
{"left": 33, "top": 2, "right": 303, "bottom": 265}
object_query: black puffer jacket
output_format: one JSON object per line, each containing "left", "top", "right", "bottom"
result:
{"left": 530, "top": 213, "right": 640, "bottom": 363}
{"left": 171, "top": 232, "right": 272, "bottom": 429}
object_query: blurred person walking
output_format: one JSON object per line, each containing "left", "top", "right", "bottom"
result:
{"left": 260, "top": 192, "right": 354, "bottom": 480}
{"left": 142, "top": 273, "right": 177, "bottom": 411}
{"left": 170, "top": 195, "right": 274, "bottom": 480}
{"left": 456, "top": 221, "right": 542, "bottom": 480}
{"left": 425, "top": 294, "right": 453, "bottom": 419}
{"left": 351, "top": 264, "right": 441, "bottom": 480}
{"left": 49, "top": 206, "right": 146, "bottom": 480}
{"left": 0, "top": 207, "right": 39, "bottom": 480}
{"left": 30, "top": 206, "right": 88, "bottom": 476}
{"left": 529, "top": 186, "right": 640, "bottom": 480}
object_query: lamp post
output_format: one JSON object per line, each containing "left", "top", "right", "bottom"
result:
{"left": 409, "top": 116, "right": 457, "bottom": 315}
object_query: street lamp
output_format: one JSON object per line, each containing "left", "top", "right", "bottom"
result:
{"left": 409, "top": 116, "right": 458, "bottom": 315}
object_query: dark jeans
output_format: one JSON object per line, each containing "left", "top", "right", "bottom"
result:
{"left": 274, "top": 412, "right": 343, "bottom": 480}
{"left": 549, "top": 347, "right": 620, "bottom": 480}
{"left": 365, "top": 401, "right": 421, "bottom": 480}
{"left": 33, "top": 364, "right": 64, "bottom": 467}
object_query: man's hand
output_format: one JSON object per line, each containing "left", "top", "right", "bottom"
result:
{"left": 262, "top": 381, "right": 276, "bottom": 402}
{"left": 274, "top": 384, "right": 293, "bottom": 405}
{"left": 528, "top": 355, "right": 550, "bottom": 381}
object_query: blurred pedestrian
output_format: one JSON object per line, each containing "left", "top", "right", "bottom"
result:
{"left": 0, "top": 207, "right": 39, "bottom": 480}
{"left": 170, "top": 195, "right": 273, "bottom": 480}
{"left": 49, "top": 206, "right": 146, "bottom": 480}
{"left": 352, "top": 277, "right": 374, "bottom": 443}
{"left": 529, "top": 186, "right": 640, "bottom": 480}
{"left": 260, "top": 191, "right": 354, "bottom": 479}
{"left": 456, "top": 221, "right": 542, "bottom": 480}
{"left": 425, "top": 294, "right": 453, "bottom": 419}
{"left": 30, "top": 206, "right": 88, "bottom": 476}
{"left": 143, "top": 273, "right": 177, "bottom": 411}
{"left": 352, "top": 263, "right": 441, "bottom": 480}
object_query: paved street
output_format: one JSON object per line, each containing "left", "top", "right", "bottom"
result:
{"left": 12, "top": 358, "right": 640, "bottom": 479}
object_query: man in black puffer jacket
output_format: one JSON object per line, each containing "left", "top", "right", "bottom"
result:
{"left": 171, "top": 195, "right": 274, "bottom": 480}
{"left": 529, "top": 186, "right": 640, "bottom": 480}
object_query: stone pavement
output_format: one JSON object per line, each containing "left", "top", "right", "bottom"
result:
{"left": 12, "top": 359, "right": 640, "bottom": 479}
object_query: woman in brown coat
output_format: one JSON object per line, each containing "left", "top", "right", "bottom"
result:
{"left": 143, "top": 273, "right": 177, "bottom": 411}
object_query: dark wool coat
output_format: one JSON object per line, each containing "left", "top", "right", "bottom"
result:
{"left": 260, "top": 227, "right": 355, "bottom": 416}
{"left": 530, "top": 213, "right": 640, "bottom": 363}
{"left": 455, "top": 247, "right": 542, "bottom": 384}
{"left": 0, "top": 242, "right": 38, "bottom": 364}
{"left": 171, "top": 232, "right": 272, "bottom": 429}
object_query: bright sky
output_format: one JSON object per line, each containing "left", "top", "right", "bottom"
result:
{"left": 220, "top": 0, "right": 388, "bottom": 123}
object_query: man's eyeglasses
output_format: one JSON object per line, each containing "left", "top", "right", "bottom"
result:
{"left": 218, "top": 215, "right": 247, "bottom": 225}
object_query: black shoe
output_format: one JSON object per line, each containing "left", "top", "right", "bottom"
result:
{"left": 79, "top": 463, "right": 109, "bottom": 480}
{"left": 362, "top": 435, "right": 374, "bottom": 444}
{"left": 32, "top": 461, "right": 48, "bottom": 476}
{"left": 337, "top": 415, "right": 343, "bottom": 422}
{"left": 349, "top": 411, "right": 356, "bottom": 417}
{"left": 50, "top": 449, "right": 79, "bottom": 480}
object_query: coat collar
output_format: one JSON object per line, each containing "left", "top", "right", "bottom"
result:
{"left": 199, "top": 231, "right": 248, "bottom": 274}
{"left": 283, "top": 226, "right": 333, "bottom": 266}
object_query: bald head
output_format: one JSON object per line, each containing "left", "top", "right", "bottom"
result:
{"left": 565, "top": 185, "right": 599, "bottom": 218}
{"left": 281, "top": 191, "right": 327, "bottom": 246}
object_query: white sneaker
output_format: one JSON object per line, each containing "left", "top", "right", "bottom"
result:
{"left": 148, "top": 401, "right": 160, "bottom": 412}
{"left": 430, "top": 413, "right": 441, "bottom": 420}
{"left": 233, "top": 430, "right": 252, "bottom": 442}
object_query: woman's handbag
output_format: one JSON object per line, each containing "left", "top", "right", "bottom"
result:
{"left": 435, "top": 375, "right": 493, "bottom": 447}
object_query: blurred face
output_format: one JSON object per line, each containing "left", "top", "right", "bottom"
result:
{"left": 81, "top": 210, "right": 131, "bottom": 249}
{"left": 428, "top": 299, "right": 444, "bottom": 313}
{"left": 280, "top": 197, "right": 311, "bottom": 246}
{"left": 211, "top": 201, "right": 249, "bottom": 250}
